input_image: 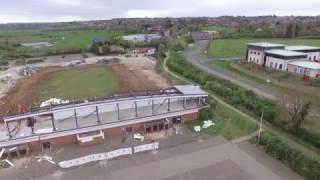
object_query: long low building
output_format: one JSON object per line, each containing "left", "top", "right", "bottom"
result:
{"left": 285, "top": 45, "right": 320, "bottom": 62}
{"left": 288, "top": 61, "right": 320, "bottom": 78}
{"left": 246, "top": 42, "right": 285, "bottom": 65}
{"left": 0, "top": 85, "right": 209, "bottom": 153}
{"left": 265, "top": 49, "right": 308, "bottom": 71}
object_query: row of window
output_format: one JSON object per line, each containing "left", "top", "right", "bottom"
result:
{"left": 294, "top": 67, "right": 306, "bottom": 74}
{"left": 269, "top": 61, "right": 283, "bottom": 70}
{"left": 250, "top": 51, "right": 261, "bottom": 55}
{"left": 249, "top": 57, "right": 259, "bottom": 64}
{"left": 308, "top": 56, "right": 318, "bottom": 61}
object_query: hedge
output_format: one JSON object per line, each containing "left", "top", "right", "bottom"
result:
{"left": 253, "top": 132, "right": 320, "bottom": 180}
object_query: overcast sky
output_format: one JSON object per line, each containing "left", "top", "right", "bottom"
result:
{"left": 0, "top": 0, "right": 319, "bottom": 23}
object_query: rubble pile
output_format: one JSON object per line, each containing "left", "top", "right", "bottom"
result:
{"left": 96, "top": 58, "right": 120, "bottom": 64}
{"left": 18, "top": 65, "right": 39, "bottom": 77}
{"left": 40, "top": 98, "right": 70, "bottom": 108}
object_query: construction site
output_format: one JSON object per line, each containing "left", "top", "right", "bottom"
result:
{"left": 0, "top": 51, "right": 210, "bottom": 172}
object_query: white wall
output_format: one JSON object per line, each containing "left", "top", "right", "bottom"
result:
{"left": 305, "top": 52, "right": 320, "bottom": 61}
{"left": 265, "top": 56, "right": 287, "bottom": 71}
{"left": 247, "top": 49, "right": 264, "bottom": 65}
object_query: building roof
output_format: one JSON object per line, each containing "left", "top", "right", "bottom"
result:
{"left": 288, "top": 61, "right": 320, "bottom": 70}
{"left": 247, "top": 42, "right": 284, "bottom": 48}
{"left": 265, "top": 49, "right": 307, "bottom": 57}
{"left": 285, "top": 45, "right": 320, "bottom": 51}
{"left": 175, "top": 85, "right": 208, "bottom": 95}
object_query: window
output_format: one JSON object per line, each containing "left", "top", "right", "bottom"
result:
{"left": 270, "top": 62, "right": 273, "bottom": 67}
{"left": 275, "top": 63, "right": 278, "bottom": 69}
{"left": 258, "top": 52, "right": 260, "bottom": 55}
{"left": 279, "top": 64, "right": 283, "bottom": 69}
{"left": 314, "top": 56, "right": 317, "bottom": 61}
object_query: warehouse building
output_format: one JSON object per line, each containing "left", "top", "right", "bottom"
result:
{"left": 122, "top": 34, "right": 161, "bottom": 42}
{"left": 0, "top": 85, "right": 208, "bottom": 153}
{"left": 288, "top": 61, "right": 320, "bottom": 78}
{"left": 246, "top": 42, "right": 285, "bottom": 66}
{"left": 285, "top": 45, "right": 320, "bottom": 62}
{"left": 264, "top": 49, "right": 308, "bottom": 71}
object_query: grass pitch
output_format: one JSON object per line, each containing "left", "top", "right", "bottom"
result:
{"left": 32, "top": 66, "right": 119, "bottom": 101}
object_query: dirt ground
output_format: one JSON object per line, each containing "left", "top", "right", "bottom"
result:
{"left": 0, "top": 59, "right": 170, "bottom": 116}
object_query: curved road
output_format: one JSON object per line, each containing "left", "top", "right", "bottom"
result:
{"left": 184, "top": 40, "right": 278, "bottom": 100}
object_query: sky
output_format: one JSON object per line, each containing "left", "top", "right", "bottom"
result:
{"left": 0, "top": 0, "right": 319, "bottom": 23}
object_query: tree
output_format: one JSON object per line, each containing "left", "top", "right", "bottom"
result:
{"left": 158, "top": 43, "right": 166, "bottom": 58}
{"left": 277, "top": 90, "right": 311, "bottom": 132}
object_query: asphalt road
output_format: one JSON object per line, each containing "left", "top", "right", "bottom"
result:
{"left": 184, "top": 40, "right": 278, "bottom": 100}
{"left": 31, "top": 136, "right": 302, "bottom": 180}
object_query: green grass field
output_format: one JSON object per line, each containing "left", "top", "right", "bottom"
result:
{"left": 188, "top": 103, "right": 257, "bottom": 140}
{"left": 208, "top": 38, "right": 320, "bottom": 59}
{"left": 0, "top": 29, "right": 123, "bottom": 57}
{"left": 203, "top": 25, "right": 237, "bottom": 35}
{"left": 32, "top": 67, "right": 118, "bottom": 101}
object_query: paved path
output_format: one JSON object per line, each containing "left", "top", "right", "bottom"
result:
{"left": 184, "top": 40, "right": 278, "bottom": 100}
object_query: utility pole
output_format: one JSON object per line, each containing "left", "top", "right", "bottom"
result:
{"left": 257, "top": 110, "right": 264, "bottom": 145}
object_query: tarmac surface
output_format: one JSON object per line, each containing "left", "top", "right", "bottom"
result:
{"left": 0, "top": 127, "right": 302, "bottom": 180}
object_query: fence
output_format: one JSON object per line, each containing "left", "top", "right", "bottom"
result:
{"left": 58, "top": 142, "right": 159, "bottom": 169}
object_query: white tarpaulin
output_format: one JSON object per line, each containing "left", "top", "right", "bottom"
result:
{"left": 106, "top": 148, "right": 132, "bottom": 160}
{"left": 133, "top": 142, "right": 159, "bottom": 153}
{"left": 58, "top": 143, "right": 159, "bottom": 169}
{"left": 58, "top": 148, "right": 132, "bottom": 169}
{"left": 59, "top": 153, "right": 107, "bottom": 169}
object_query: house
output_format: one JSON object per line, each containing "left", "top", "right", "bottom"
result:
{"left": 285, "top": 45, "right": 320, "bottom": 62}
{"left": 288, "top": 61, "right": 320, "bottom": 78}
{"left": 129, "top": 48, "right": 156, "bottom": 56}
{"left": 246, "top": 42, "right": 285, "bottom": 65}
{"left": 265, "top": 49, "right": 308, "bottom": 71}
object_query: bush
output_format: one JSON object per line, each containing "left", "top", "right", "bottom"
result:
{"left": 254, "top": 132, "right": 320, "bottom": 180}
{"left": 0, "top": 59, "right": 9, "bottom": 66}
{"left": 293, "top": 128, "right": 320, "bottom": 149}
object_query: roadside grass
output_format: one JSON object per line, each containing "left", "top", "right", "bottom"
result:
{"left": 31, "top": 67, "right": 118, "bottom": 102}
{"left": 187, "top": 102, "right": 257, "bottom": 140}
{"left": 208, "top": 38, "right": 320, "bottom": 59}
{"left": 0, "top": 29, "right": 123, "bottom": 57}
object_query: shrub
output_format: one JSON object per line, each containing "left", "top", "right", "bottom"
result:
{"left": 254, "top": 132, "right": 320, "bottom": 180}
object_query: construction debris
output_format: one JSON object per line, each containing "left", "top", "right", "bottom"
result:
{"left": 0, "top": 148, "right": 5, "bottom": 159}
{"left": 35, "top": 155, "right": 56, "bottom": 165}
{"left": 96, "top": 58, "right": 120, "bottom": 64}
{"left": 40, "top": 98, "right": 70, "bottom": 107}
{"left": 133, "top": 133, "right": 145, "bottom": 141}
{"left": 202, "top": 120, "right": 214, "bottom": 129}
{"left": 0, "top": 159, "right": 14, "bottom": 168}
{"left": 194, "top": 126, "right": 201, "bottom": 132}
{"left": 18, "top": 65, "right": 39, "bottom": 77}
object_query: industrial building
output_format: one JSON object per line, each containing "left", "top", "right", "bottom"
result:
{"left": 264, "top": 49, "right": 308, "bottom": 71}
{"left": 246, "top": 42, "right": 285, "bottom": 65}
{"left": 122, "top": 34, "right": 162, "bottom": 43}
{"left": 246, "top": 42, "right": 320, "bottom": 77}
{"left": 0, "top": 85, "right": 208, "bottom": 154}
{"left": 285, "top": 45, "right": 320, "bottom": 62}
{"left": 287, "top": 61, "right": 320, "bottom": 78}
